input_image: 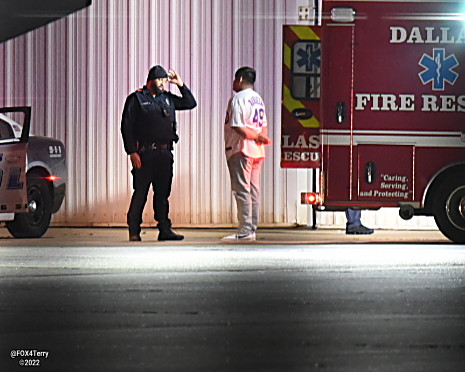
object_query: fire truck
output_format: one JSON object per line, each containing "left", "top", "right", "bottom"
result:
{"left": 281, "top": 1, "right": 465, "bottom": 243}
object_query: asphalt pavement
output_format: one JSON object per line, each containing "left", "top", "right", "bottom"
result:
{"left": 0, "top": 227, "right": 463, "bottom": 372}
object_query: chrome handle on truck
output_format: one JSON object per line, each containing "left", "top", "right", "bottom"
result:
{"left": 366, "top": 162, "right": 376, "bottom": 184}
{"left": 336, "top": 102, "right": 346, "bottom": 123}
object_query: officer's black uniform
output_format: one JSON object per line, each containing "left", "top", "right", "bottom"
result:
{"left": 121, "top": 66, "right": 196, "bottom": 240}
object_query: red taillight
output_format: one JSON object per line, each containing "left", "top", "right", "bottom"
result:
{"left": 301, "top": 192, "right": 321, "bottom": 205}
{"left": 43, "top": 175, "right": 60, "bottom": 182}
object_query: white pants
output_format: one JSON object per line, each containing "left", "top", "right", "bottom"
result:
{"left": 227, "top": 152, "right": 264, "bottom": 235}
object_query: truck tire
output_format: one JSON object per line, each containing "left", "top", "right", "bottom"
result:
{"left": 6, "top": 174, "right": 53, "bottom": 238}
{"left": 433, "top": 177, "right": 465, "bottom": 244}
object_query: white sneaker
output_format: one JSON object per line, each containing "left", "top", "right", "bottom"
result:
{"left": 221, "top": 232, "right": 256, "bottom": 242}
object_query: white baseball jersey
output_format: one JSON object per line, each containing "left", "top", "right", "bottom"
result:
{"left": 224, "top": 88, "right": 268, "bottom": 160}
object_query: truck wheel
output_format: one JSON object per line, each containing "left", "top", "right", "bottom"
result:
{"left": 433, "top": 177, "right": 465, "bottom": 244}
{"left": 6, "top": 174, "right": 52, "bottom": 238}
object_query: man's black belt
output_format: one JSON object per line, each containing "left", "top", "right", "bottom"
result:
{"left": 139, "top": 143, "right": 169, "bottom": 152}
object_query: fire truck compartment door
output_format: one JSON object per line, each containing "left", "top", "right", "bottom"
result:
{"left": 357, "top": 144, "right": 414, "bottom": 202}
{"left": 322, "top": 24, "right": 354, "bottom": 201}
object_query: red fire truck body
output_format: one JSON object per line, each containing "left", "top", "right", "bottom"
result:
{"left": 292, "top": 1, "right": 465, "bottom": 242}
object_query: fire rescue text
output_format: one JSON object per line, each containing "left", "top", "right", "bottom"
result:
{"left": 282, "top": 135, "right": 320, "bottom": 162}
{"left": 355, "top": 93, "right": 465, "bottom": 112}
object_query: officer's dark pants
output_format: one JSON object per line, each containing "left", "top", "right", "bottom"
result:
{"left": 127, "top": 148, "right": 173, "bottom": 236}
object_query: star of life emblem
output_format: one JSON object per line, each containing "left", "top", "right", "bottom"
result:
{"left": 292, "top": 41, "right": 321, "bottom": 100}
{"left": 293, "top": 41, "right": 321, "bottom": 74}
{"left": 419, "top": 48, "right": 459, "bottom": 91}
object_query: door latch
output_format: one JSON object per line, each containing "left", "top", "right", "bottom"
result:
{"left": 336, "top": 102, "right": 346, "bottom": 123}
{"left": 365, "top": 162, "right": 376, "bottom": 184}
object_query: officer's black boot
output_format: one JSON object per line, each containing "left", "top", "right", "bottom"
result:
{"left": 129, "top": 228, "right": 142, "bottom": 241}
{"left": 158, "top": 228, "right": 184, "bottom": 241}
{"left": 129, "top": 233, "right": 141, "bottom": 241}
{"left": 158, "top": 223, "right": 184, "bottom": 241}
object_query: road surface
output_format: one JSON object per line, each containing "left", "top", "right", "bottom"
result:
{"left": 0, "top": 228, "right": 464, "bottom": 371}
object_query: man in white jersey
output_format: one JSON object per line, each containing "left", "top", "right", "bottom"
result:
{"left": 222, "top": 67, "right": 270, "bottom": 241}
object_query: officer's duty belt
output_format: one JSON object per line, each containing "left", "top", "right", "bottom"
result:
{"left": 139, "top": 143, "right": 169, "bottom": 152}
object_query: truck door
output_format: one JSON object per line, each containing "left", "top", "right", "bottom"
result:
{"left": 281, "top": 25, "right": 322, "bottom": 169}
{"left": 320, "top": 24, "right": 355, "bottom": 203}
{"left": 0, "top": 108, "right": 30, "bottom": 215}
{"left": 346, "top": 3, "right": 421, "bottom": 206}
{"left": 321, "top": 8, "right": 416, "bottom": 207}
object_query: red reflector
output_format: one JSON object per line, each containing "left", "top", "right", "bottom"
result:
{"left": 43, "top": 175, "right": 60, "bottom": 182}
{"left": 301, "top": 192, "right": 321, "bottom": 205}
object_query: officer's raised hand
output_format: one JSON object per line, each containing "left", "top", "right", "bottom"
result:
{"left": 168, "top": 69, "right": 183, "bottom": 87}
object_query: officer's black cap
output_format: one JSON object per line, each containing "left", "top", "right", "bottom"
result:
{"left": 147, "top": 65, "right": 168, "bottom": 81}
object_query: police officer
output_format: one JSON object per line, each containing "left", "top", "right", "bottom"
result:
{"left": 121, "top": 65, "right": 196, "bottom": 241}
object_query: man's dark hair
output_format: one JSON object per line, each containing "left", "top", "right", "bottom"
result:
{"left": 235, "top": 67, "right": 256, "bottom": 85}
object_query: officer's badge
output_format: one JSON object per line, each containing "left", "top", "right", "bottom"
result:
{"left": 165, "top": 98, "right": 170, "bottom": 106}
